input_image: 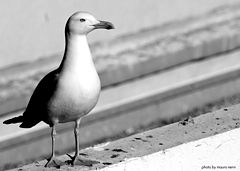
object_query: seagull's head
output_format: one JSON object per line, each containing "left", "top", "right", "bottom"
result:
{"left": 66, "top": 11, "right": 114, "bottom": 35}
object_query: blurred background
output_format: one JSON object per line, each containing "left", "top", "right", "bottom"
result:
{"left": 0, "top": 0, "right": 239, "bottom": 68}
{"left": 1, "top": 0, "right": 240, "bottom": 170}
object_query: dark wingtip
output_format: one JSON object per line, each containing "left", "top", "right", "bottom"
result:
{"left": 3, "top": 120, "right": 9, "bottom": 124}
{"left": 3, "top": 115, "right": 23, "bottom": 125}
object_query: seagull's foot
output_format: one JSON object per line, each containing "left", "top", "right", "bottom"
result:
{"left": 44, "top": 156, "right": 61, "bottom": 168}
{"left": 66, "top": 154, "right": 81, "bottom": 166}
{"left": 66, "top": 153, "right": 100, "bottom": 167}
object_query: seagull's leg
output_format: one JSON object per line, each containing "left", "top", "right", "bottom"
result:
{"left": 45, "top": 124, "right": 60, "bottom": 168}
{"left": 73, "top": 118, "right": 81, "bottom": 164}
{"left": 67, "top": 118, "right": 81, "bottom": 165}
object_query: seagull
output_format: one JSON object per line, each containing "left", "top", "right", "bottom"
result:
{"left": 3, "top": 11, "right": 114, "bottom": 167}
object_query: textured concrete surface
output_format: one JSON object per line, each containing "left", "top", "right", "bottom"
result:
{"left": 0, "top": 0, "right": 240, "bottom": 68}
{"left": 9, "top": 103, "right": 240, "bottom": 170}
{"left": 99, "top": 128, "right": 240, "bottom": 171}
{"left": 2, "top": 3, "right": 240, "bottom": 115}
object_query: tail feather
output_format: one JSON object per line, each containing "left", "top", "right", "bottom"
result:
{"left": 3, "top": 116, "right": 23, "bottom": 124}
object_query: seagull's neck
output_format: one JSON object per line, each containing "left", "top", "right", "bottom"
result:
{"left": 59, "top": 33, "right": 94, "bottom": 74}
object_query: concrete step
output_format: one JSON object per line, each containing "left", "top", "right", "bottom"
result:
{"left": 9, "top": 99, "right": 240, "bottom": 171}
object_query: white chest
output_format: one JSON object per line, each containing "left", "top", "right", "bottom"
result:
{"left": 59, "top": 68, "right": 101, "bottom": 103}
{"left": 49, "top": 69, "right": 101, "bottom": 122}
{"left": 48, "top": 35, "right": 101, "bottom": 122}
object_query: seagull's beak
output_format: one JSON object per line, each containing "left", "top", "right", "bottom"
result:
{"left": 93, "top": 20, "right": 115, "bottom": 30}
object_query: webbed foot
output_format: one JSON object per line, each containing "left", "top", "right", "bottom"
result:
{"left": 45, "top": 157, "right": 61, "bottom": 168}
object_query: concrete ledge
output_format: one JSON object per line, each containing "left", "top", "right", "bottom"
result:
{"left": 2, "top": 3, "right": 240, "bottom": 115}
{"left": 11, "top": 103, "right": 240, "bottom": 170}
{"left": 100, "top": 128, "right": 240, "bottom": 171}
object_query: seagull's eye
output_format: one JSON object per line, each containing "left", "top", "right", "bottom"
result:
{"left": 80, "top": 18, "right": 86, "bottom": 22}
